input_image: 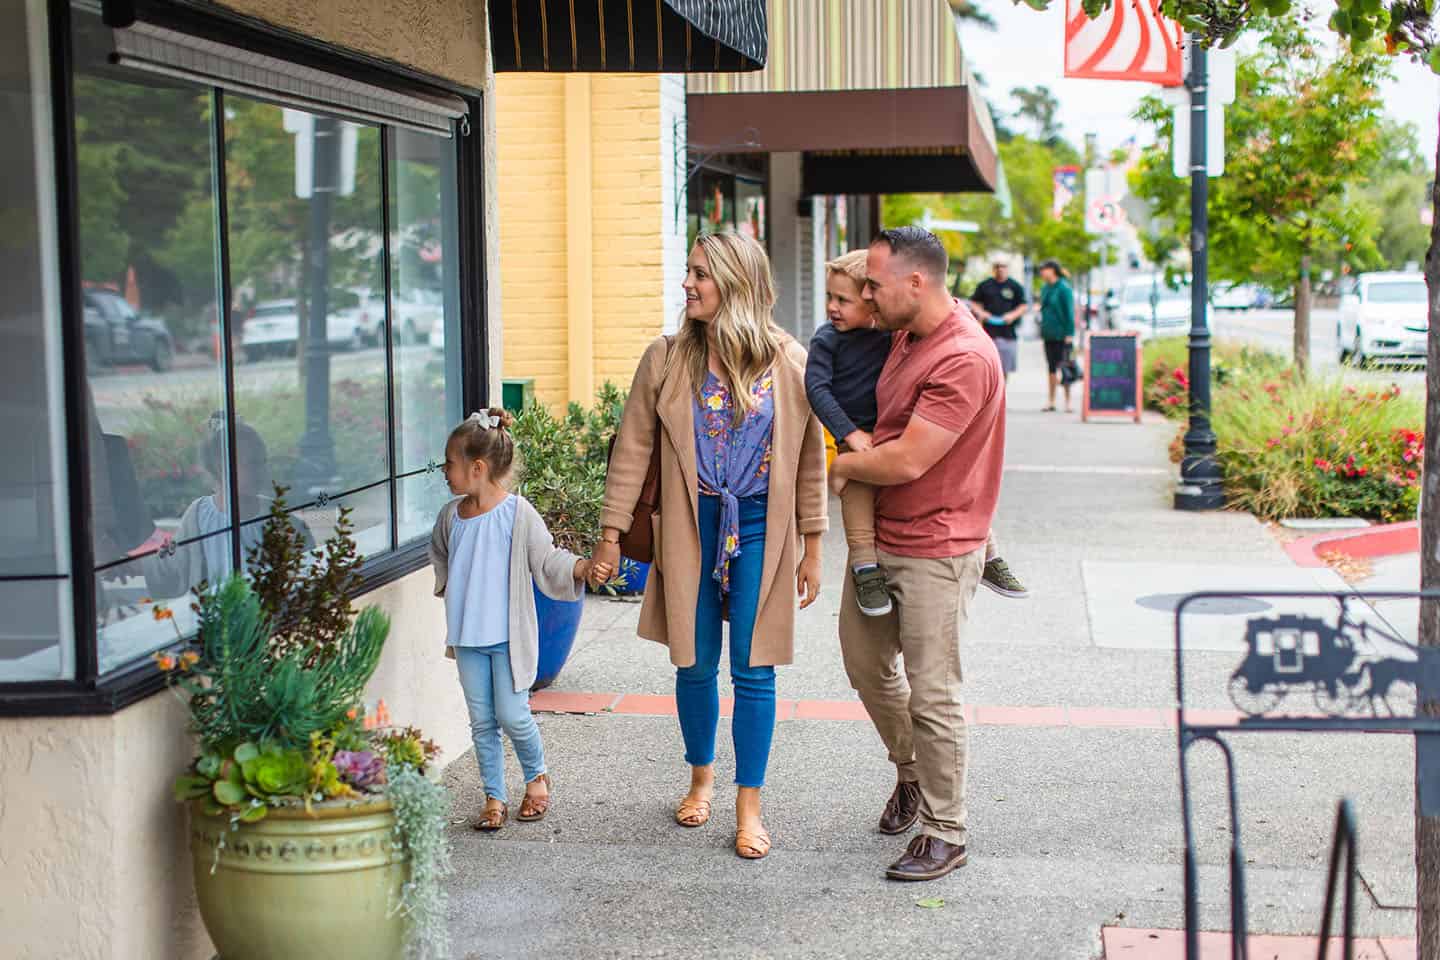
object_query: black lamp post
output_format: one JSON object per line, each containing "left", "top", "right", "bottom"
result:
{"left": 1175, "top": 39, "right": 1225, "bottom": 511}
{"left": 294, "top": 115, "right": 340, "bottom": 497}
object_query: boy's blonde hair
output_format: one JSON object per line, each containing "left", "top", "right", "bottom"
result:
{"left": 825, "top": 249, "right": 869, "bottom": 291}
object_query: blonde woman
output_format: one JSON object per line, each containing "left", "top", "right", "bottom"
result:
{"left": 593, "top": 232, "right": 828, "bottom": 860}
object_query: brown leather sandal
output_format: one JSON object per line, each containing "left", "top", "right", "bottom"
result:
{"left": 473, "top": 798, "right": 507, "bottom": 831}
{"left": 674, "top": 795, "right": 712, "bottom": 828}
{"left": 517, "top": 773, "right": 552, "bottom": 822}
{"left": 735, "top": 825, "right": 771, "bottom": 860}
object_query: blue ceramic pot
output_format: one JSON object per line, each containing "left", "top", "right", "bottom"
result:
{"left": 531, "top": 585, "right": 584, "bottom": 691}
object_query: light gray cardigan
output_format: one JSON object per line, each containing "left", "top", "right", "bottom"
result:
{"left": 428, "top": 494, "right": 584, "bottom": 693}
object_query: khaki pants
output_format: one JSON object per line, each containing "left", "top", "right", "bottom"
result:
{"left": 838, "top": 546, "right": 985, "bottom": 847}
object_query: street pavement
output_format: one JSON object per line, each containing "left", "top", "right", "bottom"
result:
{"left": 440, "top": 340, "right": 1418, "bottom": 959}
{"left": 1209, "top": 306, "right": 1427, "bottom": 389}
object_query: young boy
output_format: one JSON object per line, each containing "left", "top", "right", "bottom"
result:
{"left": 805, "top": 251, "right": 1029, "bottom": 617}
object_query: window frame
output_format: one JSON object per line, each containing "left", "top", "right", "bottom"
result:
{"left": 0, "top": 0, "right": 489, "bottom": 716}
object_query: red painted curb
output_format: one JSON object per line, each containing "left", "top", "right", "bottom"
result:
{"left": 1283, "top": 521, "right": 1418, "bottom": 568}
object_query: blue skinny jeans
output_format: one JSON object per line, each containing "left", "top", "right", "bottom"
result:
{"left": 676, "top": 494, "right": 776, "bottom": 788}
{"left": 455, "top": 644, "right": 546, "bottom": 801}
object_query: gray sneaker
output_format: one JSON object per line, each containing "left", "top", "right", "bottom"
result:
{"left": 982, "top": 558, "right": 1029, "bottom": 599}
{"left": 853, "top": 565, "right": 893, "bottom": 617}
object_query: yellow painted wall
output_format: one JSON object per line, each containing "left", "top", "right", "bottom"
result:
{"left": 496, "top": 74, "right": 669, "bottom": 409}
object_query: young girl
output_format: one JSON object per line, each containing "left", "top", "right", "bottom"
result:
{"left": 429, "top": 408, "right": 611, "bottom": 831}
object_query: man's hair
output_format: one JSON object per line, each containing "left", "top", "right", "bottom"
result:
{"left": 872, "top": 227, "right": 948, "bottom": 283}
{"left": 825, "top": 249, "right": 869, "bottom": 289}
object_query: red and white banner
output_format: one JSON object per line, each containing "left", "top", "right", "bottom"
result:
{"left": 1063, "top": 0, "right": 1184, "bottom": 86}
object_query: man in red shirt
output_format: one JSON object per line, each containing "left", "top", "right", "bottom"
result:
{"left": 829, "top": 227, "right": 1006, "bottom": 881}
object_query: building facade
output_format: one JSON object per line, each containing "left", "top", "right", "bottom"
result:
{"left": 0, "top": 1, "right": 763, "bottom": 955}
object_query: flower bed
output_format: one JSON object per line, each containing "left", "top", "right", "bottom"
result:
{"left": 1141, "top": 336, "right": 1423, "bottom": 522}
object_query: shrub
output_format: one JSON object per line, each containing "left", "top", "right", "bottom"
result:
{"left": 1211, "top": 378, "right": 1422, "bottom": 522}
{"left": 511, "top": 399, "right": 607, "bottom": 556}
{"left": 1142, "top": 335, "right": 1287, "bottom": 416}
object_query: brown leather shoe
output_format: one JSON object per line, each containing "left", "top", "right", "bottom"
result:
{"left": 878, "top": 780, "right": 922, "bottom": 835}
{"left": 885, "top": 834, "right": 968, "bottom": 881}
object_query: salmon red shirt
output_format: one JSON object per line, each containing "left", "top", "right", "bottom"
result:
{"left": 872, "top": 300, "right": 1006, "bottom": 559}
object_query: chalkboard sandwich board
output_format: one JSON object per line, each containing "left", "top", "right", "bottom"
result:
{"left": 1082, "top": 330, "right": 1142, "bottom": 423}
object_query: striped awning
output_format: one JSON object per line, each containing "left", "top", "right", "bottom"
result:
{"left": 686, "top": 0, "right": 997, "bottom": 194}
{"left": 490, "top": 0, "right": 767, "bottom": 72}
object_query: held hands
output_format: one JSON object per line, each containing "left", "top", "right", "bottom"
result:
{"left": 576, "top": 557, "right": 616, "bottom": 588}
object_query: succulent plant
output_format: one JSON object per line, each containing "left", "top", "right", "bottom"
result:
{"left": 334, "top": 750, "right": 386, "bottom": 789}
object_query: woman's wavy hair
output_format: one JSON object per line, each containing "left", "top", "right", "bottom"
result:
{"left": 671, "top": 231, "right": 784, "bottom": 425}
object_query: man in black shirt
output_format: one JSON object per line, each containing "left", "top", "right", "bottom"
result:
{"left": 966, "top": 260, "right": 1027, "bottom": 383}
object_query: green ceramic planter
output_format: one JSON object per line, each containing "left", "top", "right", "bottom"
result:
{"left": 189, "top": 798, "right": 408, "bottom": 960}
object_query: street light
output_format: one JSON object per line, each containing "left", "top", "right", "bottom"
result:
{"left": 1174, "top": 39, "right": 1225, "bottom": 511}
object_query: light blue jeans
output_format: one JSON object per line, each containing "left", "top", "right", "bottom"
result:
{"left": 454, "top": 644, "right": 546, "bottom": 801}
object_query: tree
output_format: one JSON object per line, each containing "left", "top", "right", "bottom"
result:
{"left": 881, "top": 134, "right": 1100, "bottom": 290}
{"left": 1010, "top": 85, "right": 1064, "bottom": 145}
{"left": 1128, "top": 17, "right": 1389, "bottom": 375}
{"left": 1024, "top": 0, "right": 1440, "bottom": 953}
{"left": 1360, "top": 119, "right": 1434, "bottom": 270}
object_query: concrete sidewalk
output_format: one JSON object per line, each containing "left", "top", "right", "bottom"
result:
{"left": 441, "top": 339, "right": 1418, "bottom": 959}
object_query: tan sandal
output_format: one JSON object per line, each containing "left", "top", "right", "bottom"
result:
{"left": 517, "top": 773, "right": 552, "bottom": 822}
{"left": 674, "top": 795, "right": 712, "bottom": 828}
{"left": 735, "top": 825, "right": 771, "bottom": 860}
{"left": 473, "top": 798, "right": 507, "bottom": 831}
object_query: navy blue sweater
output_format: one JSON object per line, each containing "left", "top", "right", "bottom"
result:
{"left": 804, "top": 322, "right": 894, "bottom": 440}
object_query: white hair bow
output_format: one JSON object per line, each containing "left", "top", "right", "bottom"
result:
{"left": 467, "top": 411, "right": 501, "bottom": 430}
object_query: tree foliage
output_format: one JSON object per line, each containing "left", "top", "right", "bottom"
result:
{"left": 1129, "top": 16, "right": 1391, "bottom": 297}
{"left": 882, "top": 134, "right": 1101, "bottom": 288}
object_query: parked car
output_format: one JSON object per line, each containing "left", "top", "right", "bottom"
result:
{"left": 83, "top": 288, "right": 175, "bottom": 372}
{"left": 1211, "top": 282, "right": 1270, "bottom": 311}
{"left": 1337, "top": 271, "right": 1428, "bottom": 367}
{"left": 1115, "top": 275, "right": 1197, "bottom": 337}
{"left": 343, "top": 287, "right": 388, "bottom": 347}
{"left": 394, "top": 287, "right": 444, "bottom": 345}
{"left": 240, "top": 294, "right": 366, "bottom": 362}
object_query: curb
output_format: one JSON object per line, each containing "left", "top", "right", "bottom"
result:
{"left": 1283, "top": 520, "right": 1419, "bottom": 568}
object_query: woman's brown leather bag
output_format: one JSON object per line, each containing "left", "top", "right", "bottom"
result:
{"left": 607, "top": 335, "right": 672, "bottom": 564}
{"left": 610, "top": 427, "right": 661, "bottom": 563}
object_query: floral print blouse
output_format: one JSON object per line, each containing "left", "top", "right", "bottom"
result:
{"left": 694, "top": 369, "right": 775, "bottom": 594}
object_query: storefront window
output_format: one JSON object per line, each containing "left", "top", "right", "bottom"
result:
{"left": 60, "top": 8, "right": 468, "bottom": 679}
{"left": 390, "top": 128, "right": 463, "bottom": 544}
{"left": 0, "top": 0, "right": 73, "bottom": 682}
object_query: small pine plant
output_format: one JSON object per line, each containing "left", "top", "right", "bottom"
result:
{"left": 246, "top": 485, "right": 364, "bottom": 661}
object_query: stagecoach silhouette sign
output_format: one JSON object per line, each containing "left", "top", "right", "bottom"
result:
{"left": 1174, "top": 590, "right": 1440, "bottom": 959}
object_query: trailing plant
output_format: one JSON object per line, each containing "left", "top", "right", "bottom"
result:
{"left": 386, "top": 764, "right": 453, "bottom": 960}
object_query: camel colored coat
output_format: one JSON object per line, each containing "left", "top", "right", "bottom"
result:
{"left": 600, "top": 334, "right": 829, "bottom": 668}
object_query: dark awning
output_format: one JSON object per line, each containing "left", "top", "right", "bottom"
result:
{"left": 685, "top": 0, "right": 996, "bottom": 195}
{"left": 490, "top": 0, "right": 766, "bottom": 73}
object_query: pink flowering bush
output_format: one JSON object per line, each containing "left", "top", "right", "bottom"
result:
{"left": 1141, "top": 336, "right": 1421, "bottom": 521}
{"left": 1213, "top": 379, "right": 1422, "bottom": 522}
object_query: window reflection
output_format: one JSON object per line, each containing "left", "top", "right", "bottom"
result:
{"left": 0, "top": 0, "right": 72, "bottom": 681}
{"left": 390, "top": 128, "right": 462, "bottom": 543}
{"left": 225, "top": 99, "right": 389, "bottom": 552}
{"left": 72, "top": 7, "right": 229, "bottom": 672}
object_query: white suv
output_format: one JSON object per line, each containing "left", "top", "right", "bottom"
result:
{"left": 1338, "top": 271, "right": 1428, "bottom": 366}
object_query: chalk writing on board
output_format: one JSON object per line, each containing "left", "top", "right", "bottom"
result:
{"left": 1085, "top": 334, "right": 1139, "bottom": 418}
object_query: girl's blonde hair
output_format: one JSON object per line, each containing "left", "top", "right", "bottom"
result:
{"left": 672, "top": 232, "right": 784, "bottom": 425}
{"left": 448, "top": 406, "right": 517, "bottom": 482}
